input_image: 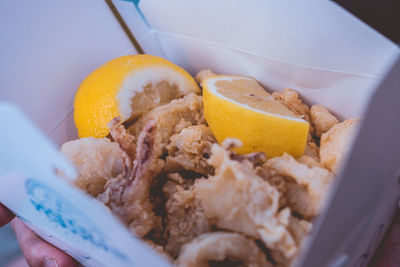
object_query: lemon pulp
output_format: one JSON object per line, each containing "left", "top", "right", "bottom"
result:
{"left": 202, "top": 75, "right": 309, "bottom": 158}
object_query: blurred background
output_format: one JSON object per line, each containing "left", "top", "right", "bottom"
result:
{"left": 334, "top": 0, "right": 400, "bottom": 44}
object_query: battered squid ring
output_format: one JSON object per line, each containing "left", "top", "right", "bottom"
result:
{"left": 176, "top": 232, "right": 271, "bottom": 267}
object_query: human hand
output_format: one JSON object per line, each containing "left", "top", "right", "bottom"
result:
{"left": 1, "top": 203, "right": 77, "bottom": 267}
{"left": 11, "top": 218, "right": 78, "bottom": 267}
{"left": 0, "top": 203, "right": 14, "bottom": 227}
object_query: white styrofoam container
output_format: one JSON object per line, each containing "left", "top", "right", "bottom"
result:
{"left": 1, "top": 1, "right": 400, "bottom": 266}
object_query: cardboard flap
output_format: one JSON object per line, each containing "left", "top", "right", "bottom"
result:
{"left": 132, "top": 0, "right": 399, "bottom": 118}
{"left": 0, "top": 0, "right": 137, "bottom": 146}
{"left": 0, "top": 103, "right": 171, "bottom": 267}
{"left": 299, "top": 55, "right": 400, "bottom": 267}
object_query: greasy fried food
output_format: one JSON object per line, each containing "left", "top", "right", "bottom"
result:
{"left": 65, "top": 68, "right": 359, "bottom": 267}
{"left": 100, "top": 120, "right": 164, "bottom": 237}
{"left": 128, "top": 93, "right": 205, "bottom": 153}
{"left": 310, "top": 105, "right": 339, "bottom": 137}
{"left": 271, "top": 216, "right": 313, "bottom": 266}
{"left": 297, "top": 155, "right": 321, "bottom": 169}
{"left": 163, "top": 175, "right": 211, "bottom": 257}
{"left": 61, "top": 137, "right": 125, "bottom": 196}
{"left": 165, "top": 125, "right": 215, "bottom": 176}
{"left": 266, "top": 153, "right": 332, "bottom": 218}
{"left": 272, "top": 88, "right": 312, "bottom": 125}
{"left": 255, "top": 167, "right": 288, "bottom": 208}
{"left": 194, "top": 142, "right": 298, "bottom": 258}
{"left": 195, "top": 69, "right": 217, "bottom": 84}
{"left": 176, "top": 232, "right": 272, "bottom": 267}
{"left": 303, "top": 141, "right": 320, "bottom": 161}
{"left": 320, "top": 118, "right": 360, "bottom": 173}
{"left": 108, "top": 117, "right": 136, "bottom": 160}
{"left": 222, "top": 139, "right": 267, "bottom": 166}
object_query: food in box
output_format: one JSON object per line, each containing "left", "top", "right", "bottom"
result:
{"left": 59, "top": 54, "right": 359, "bottom": 266}
{"left": 1, "top": 1, "right": 400, "bottom": 267}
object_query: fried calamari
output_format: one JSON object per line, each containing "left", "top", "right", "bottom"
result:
{"left": 194, "top": 142, "right": 298, "bottom": 259}
{"left": 62, "top": 75, "right": 360, "bottom": 266}
{"left": 320, "top": 118, "right": 360, "bottom": 173}
{"left": 163, "top": 174, "right": 211, "bottom": 257}
{"left": 101, "top": 120, "right": 164, "bottom": 237}
{"left": 61, "top": 137, "right": 125, "bottom": 196}
{"left": 176, "top": 232, "right": 272, "bottom": 267}
{"left": 165, "top": 125, "right": 215, "bottom": 176}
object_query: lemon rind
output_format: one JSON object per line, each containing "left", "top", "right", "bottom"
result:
{"left": 204, "top": 76, "right": 308, "bottom": 124}
{"left": 118, "top": 66, "right": 199, "bottom": 120}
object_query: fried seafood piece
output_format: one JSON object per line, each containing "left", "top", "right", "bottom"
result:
{"left": 128, "top": 93, "right": 205, "bottom": 152}
{"left": 163, "top": 174, "right": 211, "bottom": 258}
{"left": 108, "top": 117, "right": 136, "bottom": 159}
{"left": 303, "top": 141, "right": 319, "bottom": 160}
{"left": 265, "top": 153, "right": 332, "bottom": 218}
{"left": 320, "top": 118, "right": 360, "bottom": 173}
{"left": 176, "top": 232, "right": 272, "bottom": 267}
{"left": 270, "top": 216, "right": 313, "bottom": 266}
{"left": 100, "top": 120, "right": 164, "bottom": 237}
{"left": 272, "top": 88, "right": 312, "bottom": 125}
{"left": 165, "top": 125, "right": 216, "bottom": 176}
{"left": 299, "top": 139, "right": 321, "bottom": 169}
{"left": 195, "top": 69, "right": 217, "bottom": 84}
{"left": 310, "top": 105, "right": 339, "bottom": 137}
{"left": 61, "top": 137, "right": 124, "bottom": 196}
{"left": 288, "top": 216, "right": 312, "bottom": 245}
{"left": 166, "top": 172, "right": 195, "bottom": 189}
{"left": 222, "top": 138, "right": 267, "bottom": 166}
{"left": 297, "top": 155, "right": 321, "bottom": 169}
{"left": 194, "top": 142, "right": 298, "bottom": 258}
{"left": 255, "top": 167, "right": 288, "bottom": 208}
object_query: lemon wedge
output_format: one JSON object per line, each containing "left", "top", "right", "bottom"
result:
{"left": 202, "top": 75, "right": 309, "bottom": 158}
{"left": 74, "top": 55, "right": 200, "bottom": 138}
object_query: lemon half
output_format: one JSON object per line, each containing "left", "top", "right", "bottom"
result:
{"left": 202, "top": 75, "right": 309, "bottom": 158}
{"left": 74, "top": 55, "right": 200, "bottom": 138}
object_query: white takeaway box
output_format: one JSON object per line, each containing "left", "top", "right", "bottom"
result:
{"left": 0, "top": 1, "right": 400, "bottom": 266}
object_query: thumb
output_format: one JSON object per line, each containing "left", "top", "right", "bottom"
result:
{"left": 11, "top": 218, "right": 78, "bottom": 267}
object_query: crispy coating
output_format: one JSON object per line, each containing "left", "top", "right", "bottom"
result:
{"left": 195, "top": 69, "right": 217, "bottom": 84}
{"left": 320, "top": 118, "right": 360, "bottom": 173}
{"left": 304, "top": 141, "right": 320, "bottom": 161}
{"left": 61, "top": 137, "right": 124, "bottom": 196}
{"left": 271, "top": 216, "right": 313, "bottom": 266}
{"left": 266, "top": 153, "right": 332, "bottom": 218}
{"left": 255, "top": 167, "right": 288, "bottom": 208}
{"left": 221, "top": 138, "right": 267, "bottom": 166}
{"left": 108, "top": 117, "right": 136, "bottom": 160}
{"left": 165, "top": 125, "right": 216, "bottom": 176}
{"left": 195, "top": 143, "right": 298, "bottom": 258}
{"left": 176, "top": 232, "right": 272, "bottom": 267}
{"left": 272, "top": 88, "right": 312, "bottom": 125}
{"left": 100, "top": 121, "right": 164, "bottom": 237}
{"left": 297, "top": 155, "right": 321, "bottom": 169}
{"left": 163, "top": 175, "right": 211, "bottom": 258}
{"left": 310, "top": 105, "right": 339, "bottom": 137}
{"left": 128, "top": 93, "right": 205, "bottom": 153}
{"left": 64, "top": 82, "right": 361, "bottom": 266}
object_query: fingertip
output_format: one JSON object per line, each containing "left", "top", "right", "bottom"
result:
{"left": 0, "top": 203, "right": 14, "bottom": 227}
{"left": 12, "top": 218, "right": 77, "bottom": 267}
{"left": 43, "top": 254, "right": 77, "bottom": 267}
{"left": 41, "top": 247, "right": 77, "bottom": 267}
